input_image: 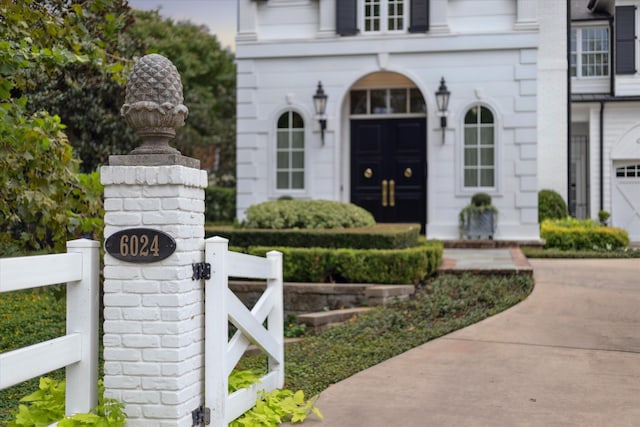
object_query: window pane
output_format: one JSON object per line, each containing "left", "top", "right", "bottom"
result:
{"left": 351, "top": 90, "right": 368, "bottom": 114}
{"left": 409, "top": 89, "right": 426, "bottom": 113}
{"left": 464, "top": 127, "right": 476, "bottom": 146}
{"left": 464, "top": 169, "right": 477, "bottom": 187}
{"left": 480, "top": 148, "right": 494, "bottom": 166}
{"left": 291, "top": 151, "right": 304, "bottom": 168}
{"left": 465, "top": 148, "right": 478, "bottom": 166}
{"left": 277, "top": 172, "right": 289, "bottom": 189}
{"left": 277, "top": 131, "right": 288, "bottom": 149}
{"left": 480, "top": 127, "right": 494, "bottom": 145}
{"left": 291, "top": 112, "right": 304, "bottom": 128}
{"left": 480, "top": 107, "right": 493, "bottom": 124}
{"left": 480, "top": 169, "right": 495, "bottom": 187}
{"left": 277, "top": 152, "right": 289, "bottom": 168}
{"left": 389, "top": 89, "right": 407, "bottom": 113}
{"left": 291, "top": 130, "right": 304, "bottom": 149}
{"left": 291, "top": 172, "right": 304, "bottom": 189}
{"left": 277, "top": 113, "right": 289, "bottom": 129}
{"left": 465, "top": 107, "right": 479, "bottom": 124}
{"left": 371, "top": 89, "right": 387, "bottom": 113}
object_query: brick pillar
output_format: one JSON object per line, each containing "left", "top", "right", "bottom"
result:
{"left": 101, "top": 165, "right": 207, "bottom": 426}
{"left": 101, "top": 53, "right": 208, "bottom": 426}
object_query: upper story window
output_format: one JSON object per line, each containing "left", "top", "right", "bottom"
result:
{"left": 463, "top": 105, "right": 495, "bottom": 189}
{"left": 276, "top": 111, "right": 305, "bottom": 190}
{"left": 362, "top": 0, "right": 406, "bottom": 33}
{"left": 337, "top": 0, "right": 429, "bottom": 36}
{"left": 571, "top": 26, "right": 610, "bottom": 78}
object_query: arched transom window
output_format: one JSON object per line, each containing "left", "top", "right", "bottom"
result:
{"left": 463, "top": 105, "right": 495, "bottom": 188}
{"left": 276, "top": 111, "right": 305, "bottom": 190}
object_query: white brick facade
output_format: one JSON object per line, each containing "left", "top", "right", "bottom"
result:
{"left": 101, "top": 165, "right": 208, "bottom": 426}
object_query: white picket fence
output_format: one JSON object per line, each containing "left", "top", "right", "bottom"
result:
{"left": 0, "top": 239, "right": 100, "bottom": 417}
{"left": 204, "top": 236, "right": 284, "bottom": 426}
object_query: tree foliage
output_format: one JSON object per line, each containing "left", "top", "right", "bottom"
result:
{"left": 0, "top": 0, "right": 124, "bottom": 255}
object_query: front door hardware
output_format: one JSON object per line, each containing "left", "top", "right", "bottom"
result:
{"left": 192, "top": 263, "right": 211, "bottom": 281}
{"left": 191, "top": 405, "right": 211, "bottom": 426}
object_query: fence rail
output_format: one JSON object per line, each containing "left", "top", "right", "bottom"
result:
{"left": 204, "top": 236, "right": 284, "bottom": 426}
{"left": 0, "top": 239, "right": 100, "bottom": 417}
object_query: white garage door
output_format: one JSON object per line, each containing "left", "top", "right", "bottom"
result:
{"left": 613, "top": 164, "right": 640, "bottom": 243}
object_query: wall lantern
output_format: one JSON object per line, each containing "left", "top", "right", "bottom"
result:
{"left": 313, "top": 81, "right": 328, "bottom": 145}
{"left": 435, "top": 77, "right": 450, "bottom": 143}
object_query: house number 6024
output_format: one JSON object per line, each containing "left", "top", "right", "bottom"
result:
{"left": 105, "top": 228, "right": 176, "bottom": 263}
{"left": 119, "top": 234, "right": 160, "bottom": 257}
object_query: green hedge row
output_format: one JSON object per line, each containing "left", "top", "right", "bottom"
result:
{"left": 244, "top": 240, "right": 443, "bottom": 284}
{"left": 541, "top": 222, "right": 629, "bottom": 251}
{"left": 206, "top": 223, "right": 422, "bottom": 250}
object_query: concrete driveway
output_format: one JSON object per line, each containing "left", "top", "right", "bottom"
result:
{"left": 300, "top": 258, "right": 640, "bottom": 426}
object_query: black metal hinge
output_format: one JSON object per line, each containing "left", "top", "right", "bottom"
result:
{"left": 191, "top": 262, "right": 211, "bottom": 281}
{"left": 191, "top": 405, "right": 211, "bottom": 426}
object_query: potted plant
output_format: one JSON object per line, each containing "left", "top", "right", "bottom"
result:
{"left": 598, "top": 210, "right": 610, "bottom": 226}
{"left": 459, "top": 192, "right": 498, "bottom": 240}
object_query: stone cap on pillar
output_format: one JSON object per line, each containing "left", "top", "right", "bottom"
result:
{"left": 112, "top": 53, "right": 200, "bottom": 169}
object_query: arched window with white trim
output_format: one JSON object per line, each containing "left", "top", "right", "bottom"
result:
{"left": 463, "top": 105, "right": 495, "bottom": 189}
{"left": 276, "top": 111, "right": 305, "bottom": 190}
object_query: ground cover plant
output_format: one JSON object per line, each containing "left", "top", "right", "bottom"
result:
{"left": 1, "top": 273, "right": 532, "bottom": 423}
{"left": 237, "top": 273, "right": 534, "bottom": 398}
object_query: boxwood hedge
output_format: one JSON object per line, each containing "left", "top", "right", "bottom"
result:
{"left": 245, "top": 240, "right": 443, "bottom": 284}
{"left": 206, "top": 223, "right": 422, "bottom": 250}
{"left": 541, "top": 218, "right": 629, "bottom": 250}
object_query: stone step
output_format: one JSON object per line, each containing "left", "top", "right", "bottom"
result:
{"left": 297, "top": 307, "right": 373, "bottom": 331}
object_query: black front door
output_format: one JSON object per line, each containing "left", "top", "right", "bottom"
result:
{"left": 350, "top": 118, "right": 426, "bottom": 227}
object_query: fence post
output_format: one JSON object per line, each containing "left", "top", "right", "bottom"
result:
{"left": 65, "top": 238, "right": 100, "bottom": 415}
{"left": 266, "top": 251, "right": 284, "bottom": 388}
{"left": 204, "top": 236, "right": 229, "bottom": 426}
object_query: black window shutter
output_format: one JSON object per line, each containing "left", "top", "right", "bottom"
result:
{"left": 409, "top": 0, "right": 429, "bottom": 33}
{"left": 616, "top": 5, "right": 636, "bottom": 75}
{"left": 336, "top": 0, "right": 358, "bottom": 36}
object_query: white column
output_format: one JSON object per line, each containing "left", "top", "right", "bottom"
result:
{"left": 101, "top": 164, "right": 208, "bottom": 427}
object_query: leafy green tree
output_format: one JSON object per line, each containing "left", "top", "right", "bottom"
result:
{"left": 128, "top": 10, "right": 237, "bottom": 179}
{"left": 24, "top": 0, "right": 138, "bottom": 172}
{"left": 0, "top": 0, "right": 126, "bottom": 255}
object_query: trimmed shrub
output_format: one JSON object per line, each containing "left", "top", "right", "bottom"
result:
{"left": 246, "top": 240, "right": 443, "bottom": 284}
{"left": 541, "top": 218, "right": 629, "bottom": 250}
{"left": 205, "top": 186, "right": 236, "bottom": 223}
{"left": 206, "top": 223, "right": 421, "bottom": 249}
{"left": 471, "top": 192, "right": 492, "bottom": 207}
{"left": 243, "top": 199, "right": 375, "bottom": 229}
{"left": 538, "top": 189, "right": 568, "bottom": 222}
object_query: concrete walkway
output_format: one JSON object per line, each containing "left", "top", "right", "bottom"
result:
{"left": 297, "top": 257, "right": 640, "bottom": 426}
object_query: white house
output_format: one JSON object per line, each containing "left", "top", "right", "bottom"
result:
{"left": 234, "top": 0, "right": 639, "bottom": 243}
{"left": 569, "top": 0, "right": 640, "bottom": 242}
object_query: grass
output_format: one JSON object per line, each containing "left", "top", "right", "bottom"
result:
{"left": 0, "top": 273, "right": 533, "bottom": 423}
{"left": 0, "top": 289, "right": 67, "bottom": 422}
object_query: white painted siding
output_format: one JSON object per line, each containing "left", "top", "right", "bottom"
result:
{"left": 448, "top": 0, "right": 516, "bottom": 33}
